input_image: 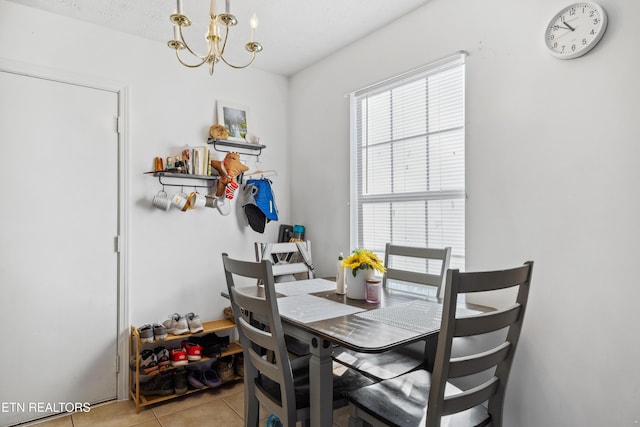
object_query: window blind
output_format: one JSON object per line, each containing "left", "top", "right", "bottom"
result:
{"left": 349, "top": 53, "right": 466, "bottom": 274}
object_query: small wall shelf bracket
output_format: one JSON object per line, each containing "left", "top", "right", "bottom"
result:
{"left": 207, "top": 138, "right": 265, "bottom": 157}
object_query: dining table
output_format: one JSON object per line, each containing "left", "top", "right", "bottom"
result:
{"left": 228, "top": 277, "right": 485, "bottom": 427}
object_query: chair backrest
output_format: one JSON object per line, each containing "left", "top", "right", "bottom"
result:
{"left": 221, "top": 253, "right": 299, "bottom": 425}
{"left": 426, "top": 261, "right": 534, "bottom": 427}
{"left": 382, "top": 243, "right": 452, "bottom": 298}
{"left": 255, "top": 241, "right": 314, "bottom": 281}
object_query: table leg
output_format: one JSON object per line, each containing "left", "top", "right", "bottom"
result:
{"left": 309, "top": 336, "right": 334, "bottom": 427}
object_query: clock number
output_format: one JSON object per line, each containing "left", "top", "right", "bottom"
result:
{"left": 582, "top": 38, "right": 588, "bottom": 45}
{"left": 593, "top": 18, "right": 600, "bottom": 25}
{"left": 569, "top": 7, "right": 576, "bottom": 15}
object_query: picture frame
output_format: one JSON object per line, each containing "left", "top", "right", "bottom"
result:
{"left": 217, "top": 101, "right": 250, "bottom": 142}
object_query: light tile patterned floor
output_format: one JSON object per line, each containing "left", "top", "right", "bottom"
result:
{"left": 23, "top": 382, "right": 350, "bottom": 427}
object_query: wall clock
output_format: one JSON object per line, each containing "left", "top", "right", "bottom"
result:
{"left": 545, "top": 2, "right": 608, "bottom": 59}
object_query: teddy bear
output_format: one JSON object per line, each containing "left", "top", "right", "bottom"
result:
{"left": 210, "top": 152, "right": 249, "bottom": 199}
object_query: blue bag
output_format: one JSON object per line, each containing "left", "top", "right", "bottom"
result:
{"left": 243, "top": 179, "right": 278, "bottom": 233}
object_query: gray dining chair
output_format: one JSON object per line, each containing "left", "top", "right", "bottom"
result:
{"left": 221, "top": 253, "right": 373, "bottom": 427}
{"left": 383, "top": 243, "right": 452, "bottom": 298}
{"left": 347, "top": 261, "right": 534, "bottom": 427}
{"left": 333, "top": 244, "right": 451, "bottom": 381}
{"left": 255, "top": 240, "right": 314, "bottom": 282}
{"left": 255, "top": 240, "right": 315, "bottom": 356}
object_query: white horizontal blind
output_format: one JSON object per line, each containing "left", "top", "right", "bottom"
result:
{"left": 350, "top": 54, "right": 466, "bottom": 276}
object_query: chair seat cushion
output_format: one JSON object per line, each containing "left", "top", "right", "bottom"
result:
{"left": 348, "top": 370, "right": 489, "bottom": 427}
{"left": 257, "top": 360, "right": 375, "bottom": 411}
{"left": 333, "top": 343, "right": 425, "bottom": 380}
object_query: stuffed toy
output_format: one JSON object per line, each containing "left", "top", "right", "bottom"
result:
{"left": 210, "top": 152, "right": 249, "bottom": 199}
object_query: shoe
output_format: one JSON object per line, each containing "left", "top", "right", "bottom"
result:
{"left": 174, "top": 368, "right": 188, "bottom": 395}
{"left": 187, "top": 369, "right": 205, "bottom": 389}
{"left": 223, "top": 306, "right": 235, "bottom": 323}
{"left": 136, "top": 372, "right": 174, "bottom": 396}
{"left": 189, "top": 332, "right": 229, "bottom": 358}
{"left": 138, "top": 324, "right": 154, "bottom": 343}
{"left": 215, "top": 356, "right": 235, "bottom": 383}
{"left": 202, "top": 369, "right": 222, "bottom": 388}
{"left": 163, "top": 313, "right": 189, "bottom": 336}
{"left": 182, "top": 341, "right": 203, "bottom": 361}
{"left": 154, "top": 346, "right": 171, "bottom": 370}
{"left": 153, "top": 323, "right": 167, "bottom": 341}
{"left": 170, "top": 348, "right": 188, "bottom": 366}
{"left": 130, "top": 349, "right": 158, "bottom": 375}
{"left": 235, "top": 354, "right": 244, "bottom": 377}
{"left": 186, "top": 312, "right": 204, "bottom": 334}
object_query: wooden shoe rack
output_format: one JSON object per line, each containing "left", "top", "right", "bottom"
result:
{"left": 129, "top": 319, "right": 242, "bottom": 413}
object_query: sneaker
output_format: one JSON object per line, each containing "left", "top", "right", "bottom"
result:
{"left": 186, "top": 312, "right": 204, "bottom": 334}
{"left": 202, "top": 369, "right": 222, "bottom": 388}
{"left": 138, "top": 324, "right": 154, "bottom": 343}
{"left": 187, "top": 369, "right": 205, "bottom": 389}
{"left": 182, "top": 340, "right": 203, "bottom": 361}
{"left": 136, "top": 372, "right": 174, "bottom": 396}
{"left": 163, "top": 313, "right": 189, "bottom": 336}
{"left": 132, "top": 349, "right": 158, "bottom": 375}
{"left": 174, "top": 368, "right": 188, "bottom": 395}
{"left": 128, "top": 350, "right": 159, "bottom": 379}
{"left": 190, "top": 332, "right": 229, "bottom": 358}
{"left": 170, "top": 348, "right": 188, "bottom": 366}
{"left": 154, "top": 346, "right": 171, "bottom": 370}
{"left": 153, "top": 323, "right": 167, "bottom": 341}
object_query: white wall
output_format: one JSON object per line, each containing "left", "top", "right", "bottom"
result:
{"left": 0, "top": 1, "right": 290, "bottom": 328}
{"left": 289, "top": 0, "right": 640, "bottom": 425}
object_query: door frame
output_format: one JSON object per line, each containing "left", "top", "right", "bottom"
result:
{"left": 0, "top": 58, "right": 130, "bottom": 400}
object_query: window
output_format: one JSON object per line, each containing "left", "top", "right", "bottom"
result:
{"left": 349, "top": 53, "right": 466, "bottom": 277}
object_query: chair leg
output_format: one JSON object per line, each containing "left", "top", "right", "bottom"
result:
{"left": 244, "top": 394, "right": 259, "bottom": 427}
{"left": 348, "top": 404, "right": 365, "bottom": 427}
{"left": 243, "top": 368, "right": 260, "bottom": 427}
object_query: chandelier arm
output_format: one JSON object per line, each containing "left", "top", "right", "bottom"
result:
{"left": 217, "top": 24, "right": 230, "bottom": 58}
{"left": 217, "top": 24, "right": 256, "bottom": 69}
{"left": 219, "top": 52, "right": 256, "bottom": 69}
{"left": 175, "top": 49, "right": 211, "bottom": 68}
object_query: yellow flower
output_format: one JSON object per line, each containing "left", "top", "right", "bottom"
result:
{"left": 341, "top": 248, "right": 387, "bottom": 276}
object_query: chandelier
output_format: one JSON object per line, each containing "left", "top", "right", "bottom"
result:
{"left": 167, "top": 0, "right": 263, "bottom": 75}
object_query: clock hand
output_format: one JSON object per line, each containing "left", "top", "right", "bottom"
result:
{"left": 562, "top": 21, "right": 576, "bottom": 31}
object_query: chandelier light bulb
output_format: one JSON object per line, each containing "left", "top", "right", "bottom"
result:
{"left": 250, "top": 13, "right": 258, "bottom": 41}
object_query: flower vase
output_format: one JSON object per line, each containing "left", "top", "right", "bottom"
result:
{"left": 346, "top": 268, "right": 374, "bottom": 300}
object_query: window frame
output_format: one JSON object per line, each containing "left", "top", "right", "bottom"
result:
{"left": 349, "top": 52, "right": 466, "bottom": 270}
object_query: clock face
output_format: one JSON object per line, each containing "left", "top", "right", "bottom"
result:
{"left": 545, "top": 2, "right": 608, "bottom": 59}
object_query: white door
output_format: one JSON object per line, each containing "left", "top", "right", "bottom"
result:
{"left": 0, "top": 70, "right": 120, "bottom": 426}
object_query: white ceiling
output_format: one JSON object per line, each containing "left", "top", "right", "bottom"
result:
{"left": 7, "top": 0, "right": 431, "bottom": 76}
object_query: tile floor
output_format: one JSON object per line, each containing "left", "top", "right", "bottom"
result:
{"left": 23, "top": 382, "right": 351, "bottom": 427}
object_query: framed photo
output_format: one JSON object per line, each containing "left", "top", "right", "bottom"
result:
{"left": 217, "top": 101, "right": 250, "bottom": 142}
